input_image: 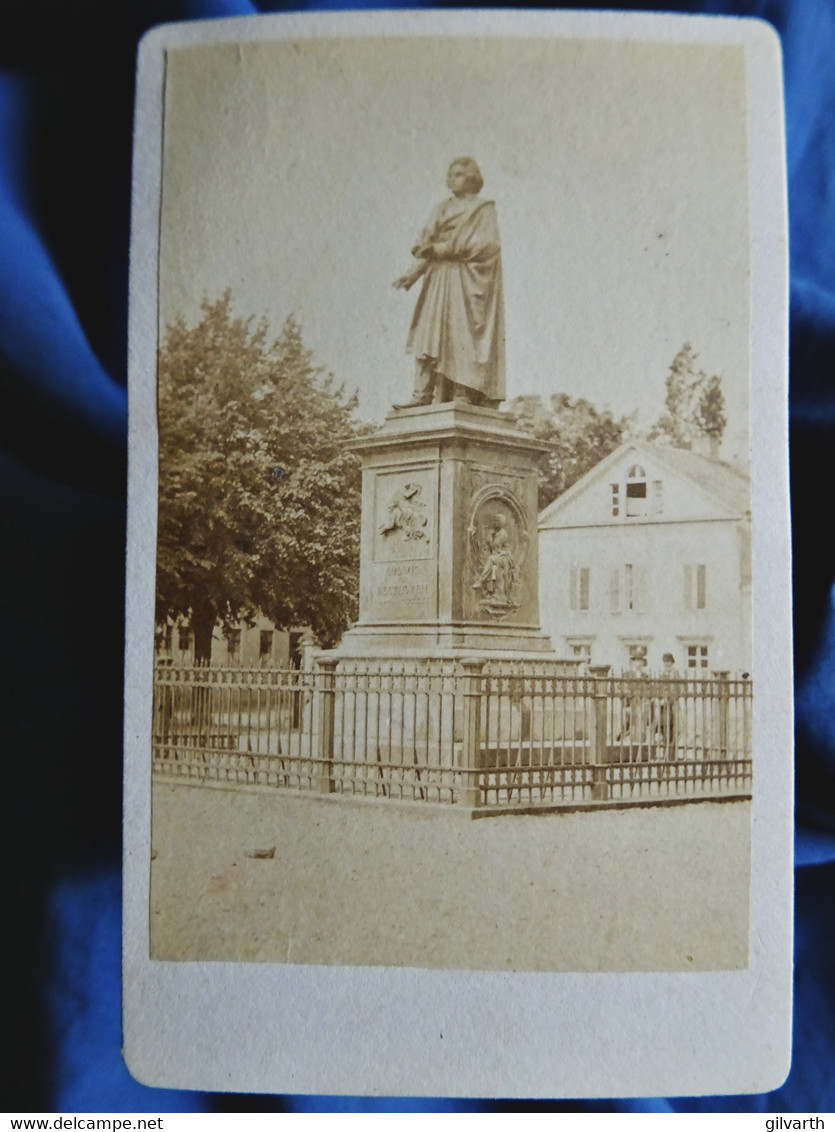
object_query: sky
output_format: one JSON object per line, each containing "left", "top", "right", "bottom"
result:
{"left": 159, "top": 34, "right": 750, "bottom": 463}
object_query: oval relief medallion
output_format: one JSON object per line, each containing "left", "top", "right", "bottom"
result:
{"left": 468, "top": 485, "right": 529, "bottom": 619}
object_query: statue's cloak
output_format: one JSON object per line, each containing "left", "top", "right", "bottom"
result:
{"left": 406, "top": 195, "right": 505, "bottom": 399}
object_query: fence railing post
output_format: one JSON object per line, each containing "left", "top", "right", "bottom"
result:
{"left": 742, "top": 674, "right": 752, "bottom": 760}
{"left": 460, "top": 658, "right": 486, "bottom": 808}
{"left": 714, "top": 670, "right": 730, "bottom": 759}
{"left": 316, "top": 657, "right": 338, "bottom": 794}
{"left": 590, "top": 680, "right": 610, "bottom": 801}
{"left": 156, "top": 666, "right": 174, "bottom": 744}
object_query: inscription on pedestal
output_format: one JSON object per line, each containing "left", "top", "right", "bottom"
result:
{"left": 376, "top": 563, "right": 431, "bottom": 603}
{"left": 368, "top": 469, "right": 437, "bottom": 620}
{"left": 371, "top": 560, "right": 435, "bottom": 620}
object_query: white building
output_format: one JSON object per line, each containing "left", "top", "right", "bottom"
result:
{"left": 538, "top": 440, "right": 752, "bottom": 675}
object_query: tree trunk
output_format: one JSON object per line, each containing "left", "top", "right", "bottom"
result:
{"left": 191, "top": 603, "right": 216, "bottom": 666}
{"left": 189, "top": 602, "right": 216, "bottom": 736}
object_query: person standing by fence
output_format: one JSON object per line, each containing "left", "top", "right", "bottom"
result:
{"left": 652, "top": 653, "right": 682, "bottom": 762}
{"left": 619, "top": 655, "right": 651, "bottom": 760}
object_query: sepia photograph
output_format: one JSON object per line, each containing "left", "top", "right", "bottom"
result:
{"left": 147, "top": 30, "right": 754, "bottom": 973}
{"left": 123, "top": 10, "right": 791, "bottom": 1097}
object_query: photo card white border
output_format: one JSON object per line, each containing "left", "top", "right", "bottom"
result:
{"left": 123, "top": 8, "right": 792, "bottom": 1097}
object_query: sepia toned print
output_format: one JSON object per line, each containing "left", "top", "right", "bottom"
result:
{"left": 149, "top": 33, "right": 754, "bottom": 972}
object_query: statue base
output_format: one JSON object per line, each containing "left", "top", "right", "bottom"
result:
{"left": 334, "top": 401, "right": 555, "bottom": 659}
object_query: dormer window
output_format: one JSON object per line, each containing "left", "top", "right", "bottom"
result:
{"left": 625, "top": 464, "right": 648, "bottom": 517}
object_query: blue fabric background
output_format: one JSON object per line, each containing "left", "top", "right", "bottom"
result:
{"left": 2, "top": 0, "right": 832, "bottom": 1113}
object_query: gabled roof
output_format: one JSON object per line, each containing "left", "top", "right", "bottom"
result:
{"left": 646, "top": 444, "right": 750, "bottom": 514}
{"left": 538, "top": 439, "right": 750, "bottom": 526}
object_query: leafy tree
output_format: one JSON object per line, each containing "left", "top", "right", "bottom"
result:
{"left": 156, "top": 292, "right": 365, "bottom": 660}
{"left": 649, "top": 342, "right": 727, "bottom": 450}
{"left": 510, "top": 393, "right": 631, "bottom": 510}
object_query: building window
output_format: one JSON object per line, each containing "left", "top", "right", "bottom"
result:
{"left": 226, "top": 628, "right": 241, "bottom": 659}
{"left": 611, "top": 565, "right": 647, "bottom": 613}
{"left": 259, "top": 630, "right": 273, "bottom": 660}
{"left": 625, "top": 464, "right": 648, "bottom": 517}
{"left": 687, "top": 644, "right": 709, "bottom": 670}
{"left": 611, "top": 483, "right": 620, "bottom": 517}
{"left": 620, "top": 642, "right": 651, "bottom": 673}
{"left": 567, "top": 640, "right": 593, "bottom": 663}
{"left": 177, "top": 625, "right": 191, "bottom": 652}
{"left": 570, "top": 566, "right": 590, "bottom": 611}
{"left": 684, "top": 564, "right": 707, "bottom": 610}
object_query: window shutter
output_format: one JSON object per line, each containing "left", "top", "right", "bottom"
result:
{"left": 610, "top": 566, "right": 622, "bottom": 614}
{"left": 696, "top": 564, "right": 707, "bottom": 609}
{"left": 569, "top": 566, "right": 578, "bottom": 611}
{"left": 684, "top": 564, "right": 693, "bottom": 610}
{"left": 653, "top": 480, "right": 663, "bottom": 515}
{"left": 579, "top": 566, "right": 590, "bottom": 611}
{"left": 624, "top": 563, "right": 634, "bottom": 610}
{"left": 635, "top": 565, "right": 648, "bottom": 613}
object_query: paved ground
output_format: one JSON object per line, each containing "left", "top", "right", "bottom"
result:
{"left": 150, "top": 782, "right": 751, "bottom": 971}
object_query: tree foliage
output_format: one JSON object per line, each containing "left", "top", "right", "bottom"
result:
{"left": 156, "top": 292, "right": 365, "bottom": 658}
{"left": 510, "top": 393, "right": 631, "bottom": 510}
{"left": 649, "top": 342, "right": 727, "bottom": 450}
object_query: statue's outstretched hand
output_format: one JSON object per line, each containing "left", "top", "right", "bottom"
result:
{"left": 393, "top": 265, "right": 424, "bottom": 291}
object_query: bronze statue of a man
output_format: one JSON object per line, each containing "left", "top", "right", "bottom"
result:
{"left": 393, "top": 157, "right": 506, "bottom": 409}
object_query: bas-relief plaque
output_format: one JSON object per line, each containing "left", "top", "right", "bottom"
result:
{"left": 373, "top": 470, "right": 435, "bottom": 562}
{"left": 374, "top": 474, "right": 434, "bottom": 560}
{"left": 464, "top": 467, "right": 536, "bottom": 624}
{"left": 371, "top": 468, "right": 437, "bottom": 619}
{"left": 467, "top": 483, "right": 530, "bottom": 621}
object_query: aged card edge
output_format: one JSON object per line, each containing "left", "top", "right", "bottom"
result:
{"left": 122, "top": 10, "right": 792, "bottom": 1098}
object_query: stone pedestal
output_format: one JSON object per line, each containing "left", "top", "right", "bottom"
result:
{"left": 334, "top": 401, "right": 554, "bottom": 658}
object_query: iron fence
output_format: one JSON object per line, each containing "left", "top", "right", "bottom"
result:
{"left": 152, "top": 660, "right": 752, "bottom": 811}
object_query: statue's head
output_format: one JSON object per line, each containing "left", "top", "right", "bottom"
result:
{"left": 447, "top": 157, "right": 483, "bottom": 195}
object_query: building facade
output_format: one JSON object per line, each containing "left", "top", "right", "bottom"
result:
{"left": 538, "top": 441, "right": 752, "bottom": 675}
{"left": 155, "top": 612, "right": 313, "bottom": 668}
